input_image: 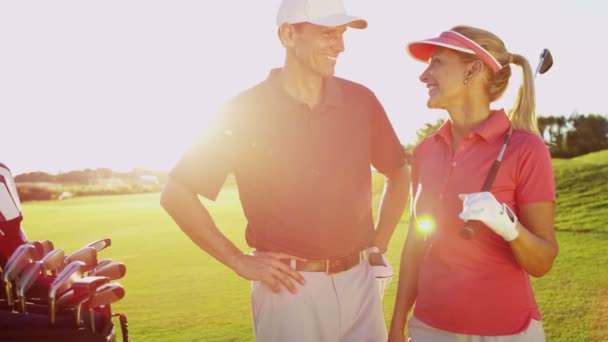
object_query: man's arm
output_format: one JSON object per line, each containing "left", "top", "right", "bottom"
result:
{"left": 371, "top": 163, "right": 410, "bottom": 252}
{"left": 160, "top": 178, "right": 305, "bottom": 293}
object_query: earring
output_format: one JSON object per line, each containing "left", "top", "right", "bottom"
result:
{"left": 464, "top": 78, "right": 469, "bottom": 84}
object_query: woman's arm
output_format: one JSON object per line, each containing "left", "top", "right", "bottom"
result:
{"left": 387, "top": 217, "right": 427, "bottom": 341}
{"left": 510, "top": 201, "right": 558, "bottom": 277}
{"left": 459, "top": 193, "right": 558, "bottom": 277}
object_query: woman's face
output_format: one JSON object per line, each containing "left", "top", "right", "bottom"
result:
{"left": 419, "top": 47, "right": 469, "bottom": 110}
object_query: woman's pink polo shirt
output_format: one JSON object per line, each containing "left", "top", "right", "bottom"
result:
{"left": 411, "top": 109, "right": 555, "bottom": 335}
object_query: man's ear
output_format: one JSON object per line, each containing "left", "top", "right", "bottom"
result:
{"left": 278, "top": 23, "right": 297, "bottom": 48}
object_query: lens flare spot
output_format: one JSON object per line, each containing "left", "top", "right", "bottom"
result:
{"left": 416, "top": 215, "right": 435, "bottom": 235}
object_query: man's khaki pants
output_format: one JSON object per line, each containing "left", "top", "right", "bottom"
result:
{"left": 251, "top": 260, "right": 387, "bottom": 342}
{"left": 408, "top": 316, "right": 546, "bottom": 342}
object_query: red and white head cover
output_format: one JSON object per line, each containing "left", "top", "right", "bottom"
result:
{"left": 0, "top": 163, "right": 22, "bottom": 222}
{"left": 0, "top": 163, "right": 27, "bottom": 261}
{"left": 407, "top": 30, "right": 503, "bottom": 73}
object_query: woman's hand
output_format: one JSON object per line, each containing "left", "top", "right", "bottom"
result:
{"left": 458, "top": 192, "right": 519, "bottom": 241}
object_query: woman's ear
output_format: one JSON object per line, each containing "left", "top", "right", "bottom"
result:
{"left": 467, "top": 60, "right": 485, "bottom": 80}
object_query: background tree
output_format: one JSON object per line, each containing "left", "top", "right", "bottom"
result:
{"left": 565, "top": 113, "right": 608, "bottom": 157}
{"left": 406, "top": 113, "right": 607, "bottom": 159}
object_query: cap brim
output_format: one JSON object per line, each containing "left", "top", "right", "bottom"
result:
{"left": 407, "top": 37, "right": 475, "bottom": 63}
{"left": 309, "top": 14, "right": 368, "bottom": 29}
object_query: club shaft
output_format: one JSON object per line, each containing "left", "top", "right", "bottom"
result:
{"left": 460, "top": 131, "right": 512, "bottom": 239}
{"left": 460, "top": 160, "right": 501, "bottom": 239}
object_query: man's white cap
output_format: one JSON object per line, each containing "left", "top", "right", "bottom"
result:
{"left": 276, "top": 0, "right": 367, "bottom": 29}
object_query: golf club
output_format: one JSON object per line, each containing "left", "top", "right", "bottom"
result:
{"left": 3, "top": 244, "right": 39, "bottom": 308}
{"left": 41, "top": 248, "right": 65, "bottom": 276}
{"left": 89, "top": 262, "right": 126, "bottom": 281}
{"left": 92, "top": 258, "right": 112, "bottom": 275}
{"left": 87, "top": 238, "right": 112, "bottom": 253}
{"left": 64, "top": 246, "right": 98, "bottom": 273}
{"left": 534, "top": 48, "right": 553, "bottom": 78}
{"left": 48, "top": 260, "right": 86, "bottom": 325}
{"left": 3, "top": 244, "right": 36, "bottom": 277}
{"left": 55, "top": 276, "right": 110, "bottom": 328}
{"left": 85, "top": 282, "right": 125, "bottom": 333}
{"left": 16, "top": 248, "right": 65, "bottom": 312}
{"left": 26, "top": 240, "right": 54, "bottom": 259}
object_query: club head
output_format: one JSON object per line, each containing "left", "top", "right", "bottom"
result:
{"left": 72, "top": 276, "right": 111, "bottom": 300}
{"left": 65, "top": 246, "right": 98, "bottom": 273}
{"left": 86, "top": 238, "right": 112, "bottom": 253}
{"left": 39, "top": 240, "right": 55, "bottom": 256}
{"left": 4, "top": 244, "right": 37, "bottom": 277}
{"left": 56, "top": 276, "right": 110, "bottom": 329}
{"left": 95, "top": 258, "right": 112, "bottom": 270}
{"left": 42, "top": 248, "right": 65, "bottom": 276}
{"left": 3, "top": 245, "right": 38, "bottom": 305}
{"left": 87, "top": 283, "right": 125, "bottom": 309}
{"left": 539, "top": 49, "right": 553, "bottom": 74}
{"left": 535, "top": 48, "right": 553, "bottom": 77}
{"left": 48, "top": 260, "right": 87, "bottom": 325}
{"left": 26, "top": 241, "right": 46, "bottom": 260}
{"left": 90, "top": 262, "right": 126, "bottom": 281}
{"left": 17, "top": 261, "right": 44, "bottom": 312}
{"left": 55, "top": 276, "right": 109, "bottom": 308}
{"left": 86, "top": 282, "right": 125, "bottom": 333}
{"left": 26, "top": 240, "right": 55, "bottom": 257}
{"left": 15, "top": 249, "right": 66, "bottom": 312}
{"left": 49, "top": 261, "right": 87, "bottom": 300}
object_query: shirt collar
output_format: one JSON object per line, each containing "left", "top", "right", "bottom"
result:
{"left": 434, "top": 119, "right": 453, "bottom": 144}
{"left": 265, "top": 68, "right": 344, "bottom": 108}
{"left": 434, "top": 108, "right": 511, "bottom": 144}
{"left": 474, "top": 109, "right": 511, "bottom": 143}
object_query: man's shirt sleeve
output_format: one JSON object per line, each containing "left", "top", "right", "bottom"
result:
{"left": 369, "top": 92, "right": 406, "bottom": 174}
{"left": 169, "top": 101, "right": 242, "bottom": 201}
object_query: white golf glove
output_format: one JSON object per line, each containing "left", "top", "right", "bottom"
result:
{"left": 458, "top": 192, "right": 519, "bottom": 241}
{"left": 366, "top": 247, "right": 393, "bottom": 299}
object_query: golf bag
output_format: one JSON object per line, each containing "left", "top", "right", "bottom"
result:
{"left": 0, "top": 307, "right": 128, "bottom": 341}
{"left": 0, "top": 163, "right": 129, "bottom": 341}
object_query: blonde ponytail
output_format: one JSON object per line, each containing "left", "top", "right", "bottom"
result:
{"left": 508, "top": 53, "right": 540, "bottom": 135}
{"left": 451, "top": 26, "right": 541, "bottom": 136}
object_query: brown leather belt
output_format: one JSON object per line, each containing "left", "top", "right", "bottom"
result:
{"left": 281, "top": 251, "right": 362, "bottom": 275}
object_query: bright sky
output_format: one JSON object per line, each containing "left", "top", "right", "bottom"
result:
{"left": 2, "top": 0, "right": 606, "bottom": 175}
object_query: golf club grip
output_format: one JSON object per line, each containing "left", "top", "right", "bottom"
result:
{"left": 459, "top": 160, "right": 501, "bottom": 240}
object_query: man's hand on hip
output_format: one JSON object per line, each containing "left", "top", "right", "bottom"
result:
{"left": 233, "top": 251, "right": 306, "bottom": 294}
{"left": 366, "top": 247, "right": 394, "bottom": 299}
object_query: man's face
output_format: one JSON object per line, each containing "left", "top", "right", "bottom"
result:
{"left": 291, "top": 23, "right": 347, "bottom": 78}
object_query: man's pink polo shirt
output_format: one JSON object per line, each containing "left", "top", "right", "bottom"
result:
{"left": 170, "top": 69, "right": 406, "bottom": 260}
{"left": 411, "top": 109, "right": 555, "bottom": 335}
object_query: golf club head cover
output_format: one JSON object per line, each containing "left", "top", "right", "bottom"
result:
{"left": 459, "top": 192, "right": 519, "bottom": 241}
{"left": 366, "top": 247, "right": 393, "bottom": 299}
{"left": 0, "top": 163, "right": 27, "bottom": 266}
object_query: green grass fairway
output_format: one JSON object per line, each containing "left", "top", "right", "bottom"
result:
{"left": 19, "top": 151, "right": 608, "bottom": 341}
{"left": 552, "top": 150, "right": 608, "bottom": 233}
